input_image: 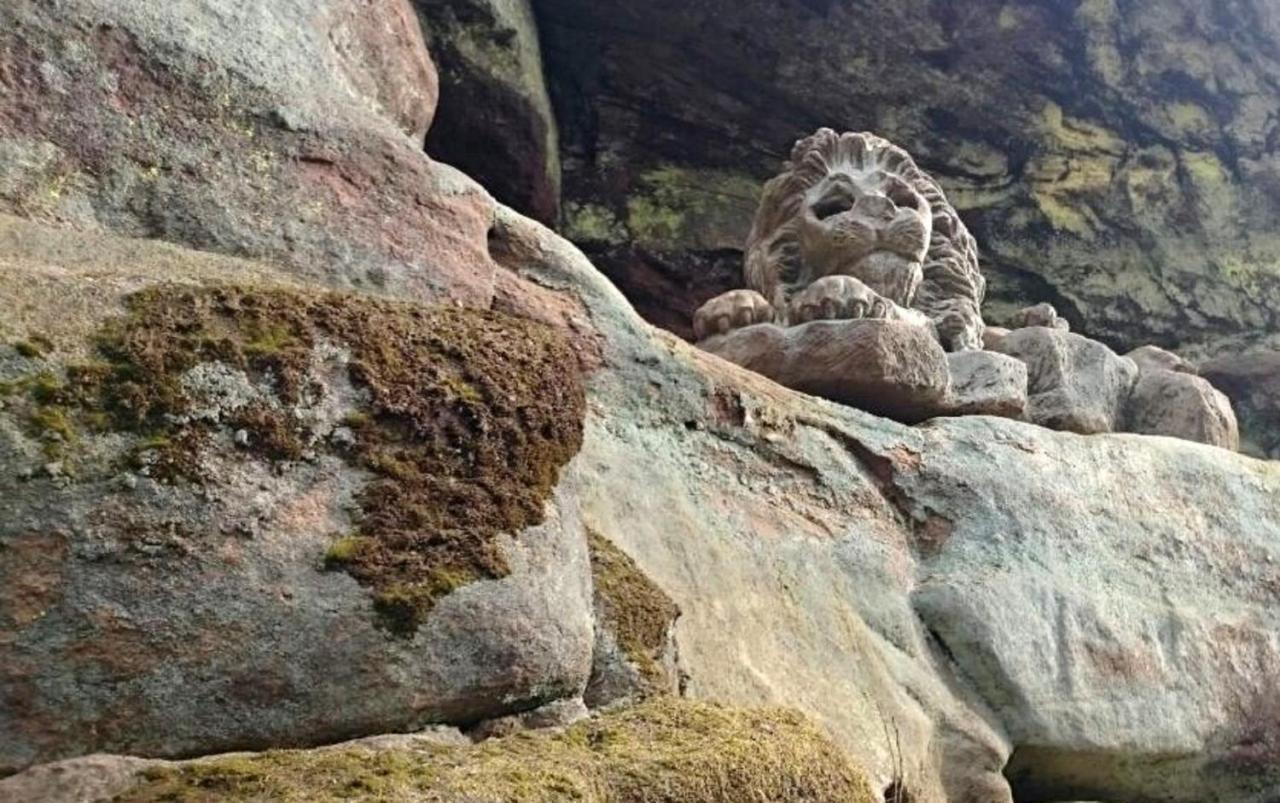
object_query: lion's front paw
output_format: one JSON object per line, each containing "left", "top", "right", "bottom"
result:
{"left": 788, "top": 275, "right": 891, "bottom": 324}
{"left": 693, "top": 290, "right": 776, "bottom": 341}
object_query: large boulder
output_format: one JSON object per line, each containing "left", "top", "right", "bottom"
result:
{"left": 908, "top": 420, "right": 1280, "bottom": 803}
{"left": 0, "top": 217, "right": 593, "bottom": 773}
{"left": 490, "top": 208, "right": 1280, "bottom": 803}
{"left": 1125, "top": 368, "right": 1240, "bottom": 451}
{"left": 698, "top": 319, "right": 953, "bottom": 423}
{"left": 530, "top": 0, "right": 1280, "bottom": 362}
{"left": 942, "top": 350, "right": 1028, "bottom": 419}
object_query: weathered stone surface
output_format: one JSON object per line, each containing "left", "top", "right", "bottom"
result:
{"left": 942, "top": 350, "right": 1028, "bottom": 419}
{"left": 0, "top": 219, "right": 594, "bottom": 773}
{"left": 994, "top": 327, "right": 1139, "bottom": 434}
{"left": 3, "top": 5, "right": 1280, "bottom": 803}
{"left": 533, "top": 0, "right": 1280, "bottom": 360}
{"left": 699, "top": 319, "right": 952, "bottom": 423}
{"left": 416, "top": 0, "right": 560, "bottom": 223}
{"left": 982, "top": 326, "right": 1011, "bottom": 351}
{"left": 1125, "top": 369, "right": 1240, "bottom": 450}
{"left": 329, "top": 0, "right": 439, "bottom": 140}
{"left": 908, "top": 420, "right": 1280, "bottom": 803}
{"left": 1201, "top": 351, "right": 1280, "bottom": 460}
{"left": 0, "top": 0, "right": 495, "bottom": 306}
{"left": 493, "top": 207, "right": 1280, "bottom": 802}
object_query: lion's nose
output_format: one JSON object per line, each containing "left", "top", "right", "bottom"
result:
{"left": 852, "top": 193, "right": 896, "bottom": 220}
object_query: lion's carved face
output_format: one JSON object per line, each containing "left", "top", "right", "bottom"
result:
{"left": 796, "top": 166, "right": 932, "bottom": 308}
{"left": 745, "top": 129, "right": 987, "bottom": 351}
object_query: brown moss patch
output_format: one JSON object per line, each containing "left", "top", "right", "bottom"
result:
{"left": 37, "top": 284, "right": 584, "bottom": 634}
{"left": 114, "top": 698, "right": 875, "bottom": 803}
{"left": 587, "top": 530, "right": 681, "bottom": 689}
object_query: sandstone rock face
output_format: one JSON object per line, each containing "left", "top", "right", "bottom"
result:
{"left": 1126, "top": 369, "right": 1240, "bottom": 451}
{"left": 489, "top": 208, "right": 1280, "bottom": 803}
{"left": 416, "top": 0, "right": 561, "bottom": 223}
{"left": 995, "top": 327, "right": 1139, "bottom": 434}
{"left": 329, "top": 0, "right": 439, "bottom": 140}
{"left": 533, "top": 0, "right": 1280, "bottom": 361}
{"left": 699, "top": 319, "right": 952, "bottom": 423}
{"left": 3, "top": 3, "right": 1280, "bottom": 803}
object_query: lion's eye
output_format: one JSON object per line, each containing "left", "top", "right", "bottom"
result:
{"left": 885, "top": 179, "right": 919, "bottom": 211}
{"left": 811, "top": 185, "right": 857, "bottom": 220}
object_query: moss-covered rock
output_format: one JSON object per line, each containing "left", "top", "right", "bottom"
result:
{"left": 8, "top": 282, "right": 586, "bottom": 633}
{"left": 585, "top": 530, "right": 682, "bottom": 706}
{"left": 107, "top": 699, "right": 876, "bottom": 803}
{"left": 0, "top": 219, "right": 596, "bottom": 772}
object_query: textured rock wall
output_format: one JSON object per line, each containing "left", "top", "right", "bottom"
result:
{"left": 531, "top": 0, "right": 1280, "bottom": 362}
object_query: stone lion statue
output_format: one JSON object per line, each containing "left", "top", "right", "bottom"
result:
{"left": 693, "top": 128, "right": 986, "bottom": 352}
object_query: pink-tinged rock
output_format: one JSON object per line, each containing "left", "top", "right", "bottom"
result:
{"left": 325, "top": 0, "right": 439, "bottom": 140}
{"left": 0, "top": 0, "right": 493, "bottom": 309}
{"left": 699, "top": 319, "right": 951, "bottom": 423}
{"left": 982, "top": 326, "right": 1012, "bottom": 351}
{"left": 1125, "top": 369, "right": 1240, "bottom": 451}
{"left": 994, "top": 328, "right": 1138, "bottom": 434}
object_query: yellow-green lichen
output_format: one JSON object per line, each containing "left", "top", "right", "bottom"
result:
{"left": 1039, "top": 102, "right": 1125, "bottom": 155}
{"left": 1075, "top": 0, "right": 1124, "bottom": 85}
{"left": 1164, "top": 101, "right": 1216, "bottom": 140}
{"left": 323, "top": 535, "right": 372, "bottom": 567}
{"left": 114, "top": 698, "right": 876, "bottom": 803}
{"left": 625, "top": 165, "right": 760, "bottom": 251}
{"left": 562, "top": 202, "right": 628, "bottom": 245}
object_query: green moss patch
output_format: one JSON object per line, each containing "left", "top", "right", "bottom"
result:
{"left": 20, "top": 284, "right": 585, "bottom": 634}
{"left": 12, "top": 335, "right": 52, "bottom": 358}
{"left": 115, "top": 698, "right": 875, "bottom": 803}
{"left": 588, "top": 530, "right": 681, "bottom": 690}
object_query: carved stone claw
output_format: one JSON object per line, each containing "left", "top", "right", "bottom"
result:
{"left": 788, "top": 275, "right": 890, "bottom": 325}
{"left": 693, "top": 289, "right": 775, "bottom": 341}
